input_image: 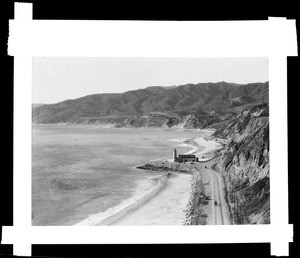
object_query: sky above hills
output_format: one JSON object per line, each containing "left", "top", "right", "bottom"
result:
{"left": 33, "top": 57, "right": 268, "bottom": 104}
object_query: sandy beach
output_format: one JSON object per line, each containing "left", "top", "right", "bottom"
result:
{"left": 108, "top": 129, "right": 223, "bottom": 226}
{"left": 112, "top": 173, "right": 192, "bottom": 225}
{"left": 69, "top": 128, "right": 224, "bottom": 226}
{"left": 194, "top": 137, "right": 223, "bottom": 161}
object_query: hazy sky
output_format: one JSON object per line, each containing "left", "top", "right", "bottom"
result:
{"left": 33, "top": 57, "right": 268, "bottom": 104}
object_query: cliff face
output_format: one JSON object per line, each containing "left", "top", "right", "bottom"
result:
{"left": 213, "top": 103, "right": 270, "bottom": 224}
{"left": 40, "top": 111, "right": 222, "bottom": 129}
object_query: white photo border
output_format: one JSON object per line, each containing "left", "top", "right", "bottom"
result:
{"left": 3, "top": 2, "right": 297, "bottom": 257}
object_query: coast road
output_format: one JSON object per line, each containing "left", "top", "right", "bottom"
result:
{"left": 195, "top": 162, "right": 231, "bottom": 225}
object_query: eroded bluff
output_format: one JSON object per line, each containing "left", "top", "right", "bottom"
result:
{"left": 213, "top": 104, "right": 270, "bottom": 224}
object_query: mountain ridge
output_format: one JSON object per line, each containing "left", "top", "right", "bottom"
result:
{"left": 33, "top": 81, "right": 269, "bottom": 125}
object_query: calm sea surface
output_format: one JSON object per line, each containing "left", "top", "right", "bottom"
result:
{"left": 32, "top": 124, "right": 203, "bottom": 225}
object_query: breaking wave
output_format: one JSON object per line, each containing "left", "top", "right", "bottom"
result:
{"left": 74, "top": 174, "right": 170, "bottom": 226}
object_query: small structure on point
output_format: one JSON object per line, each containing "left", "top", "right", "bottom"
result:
{"left": 173, "top": 148, "right": 199, "bottom": 163}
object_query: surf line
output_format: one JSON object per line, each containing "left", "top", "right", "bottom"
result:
{"left": 74, "top": 174, "right": 170, "bottom": 226}
{"left": 75, "top": 136, "right": 205, "bottom": 226}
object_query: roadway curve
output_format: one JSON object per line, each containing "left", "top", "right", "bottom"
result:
{"left": 196, "top": 163, "right": 231, "bottom": 225}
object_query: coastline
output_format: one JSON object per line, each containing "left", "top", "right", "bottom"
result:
{"left": 112, "top": 173, "right": 193, "bottom": 225}
{"left": 72, "top": 128, "right": 222, "bottom": 226}
{"left": 74, "top": 174, "right": 170, "bottom": 226}
{"left": 107, "top": 130, "right": 222, "bottom": 226}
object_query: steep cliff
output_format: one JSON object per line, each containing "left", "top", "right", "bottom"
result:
{"left": 213, "top": 103, "right": 270, "bottom": 224}
{"left": 39, "top": 111, "right": 222, "bottom": 129}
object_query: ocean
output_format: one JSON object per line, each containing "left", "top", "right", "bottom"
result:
{"left": 32, "top": 124, "right": 203, "bottom": 226}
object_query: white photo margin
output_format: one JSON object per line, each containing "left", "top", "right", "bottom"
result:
{"left": 3, "top": 2, "right": 297, "bottom": 256}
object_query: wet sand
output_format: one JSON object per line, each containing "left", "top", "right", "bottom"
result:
{"left": 112, "top": 173, "right": 192, "bottom": 225}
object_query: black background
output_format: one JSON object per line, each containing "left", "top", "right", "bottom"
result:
{"left": 0, "top": 0, "right": 298, "bottom": 257}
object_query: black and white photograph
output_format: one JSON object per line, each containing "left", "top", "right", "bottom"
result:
{"left": 2, "top": 2, "right": 297, "bottom": 257}
{"left": 32, "top": 57, "right": 269, "bottom": 226}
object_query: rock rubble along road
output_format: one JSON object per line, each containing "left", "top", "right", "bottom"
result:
{"left": 195, "top": 162, "right": 231, "bottom": 225}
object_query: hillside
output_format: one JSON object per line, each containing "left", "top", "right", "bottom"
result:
{"left": 32, "top": 81, "right": 268, "bottom": 125}
{"left": 212, "top": 103, "right": 270, "bottom": 224}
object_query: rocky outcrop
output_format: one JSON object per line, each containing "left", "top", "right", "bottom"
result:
{"left": 136, "top": 161, "right": 194, "bottom": 174}
{"left": 213, "top": 103, "right": 270, "bottom": 224}
{"left": 184, "top": 172, "right": 210, "bottom": 225}
{"left": 180, "top": 114, "right": 221, "bottom": 129}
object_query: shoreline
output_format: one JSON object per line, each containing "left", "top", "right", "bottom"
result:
{"left": 111, "top": 173, "right": 193, "bottom": 225}
{"left": 74, "top": 174, "right": 170, "bottom": 226}
{"left": 73, "top": 128, "right": 222, "bottom": 226}
{"left": 107, "top": 130, "right": 222, "bottom": 226}
{"left": 32, "top": 123, "right": 216, "bottom": 133}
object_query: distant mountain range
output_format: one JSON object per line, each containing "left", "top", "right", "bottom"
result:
{"left": 32, "top": 81, "right": 268, "bottom": 125}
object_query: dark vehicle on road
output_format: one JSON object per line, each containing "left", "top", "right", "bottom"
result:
{"left": 214, "top": 201, "right": 217, "bottom": 205}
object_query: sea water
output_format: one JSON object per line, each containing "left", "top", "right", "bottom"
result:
{"left": 32, "top": 124, "right": 203, "bottom": 226}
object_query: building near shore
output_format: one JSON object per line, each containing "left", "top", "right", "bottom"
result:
{"left": 173, "top": 148, "right": 199, "bottom": 163}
